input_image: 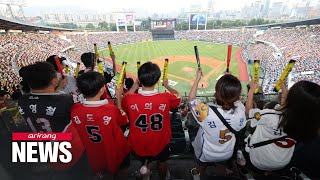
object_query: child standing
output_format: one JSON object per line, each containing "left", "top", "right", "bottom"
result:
{"left": 121, "top": 62, "right": 181, "bottom": 179}
{"left": 71, "top": 72, "right": 130, "bottom": 177}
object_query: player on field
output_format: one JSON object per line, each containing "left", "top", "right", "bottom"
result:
{"left": 71, "top": 71, "right": 130, "bottom": 178}
{"left": 244, "top": 80, "right": 296, "bottom": 172}
{"left": 121, "top": 62, "right": 181, "bottom": 179}
{"left": 188, "top": 68, "right": 246, "bottom": 179}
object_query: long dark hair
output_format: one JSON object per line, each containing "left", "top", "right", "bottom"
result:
{"left": 279, "top": 81, "right": 320, "bottom": 143}
{"left": 214, "top": 74, "right": 242, "bottom": 111}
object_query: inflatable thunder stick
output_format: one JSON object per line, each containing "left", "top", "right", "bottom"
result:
{"left": 75, "top": 62, "right": 80, "bottom": 78}
{"left": 97, "top": 61, "right": 104, "bottom": 76}
{"left": 162, "top": 59, "right": 169, "bottom": 86}
{"left": 194, "top": 46, "right": 200, "bottom": 68}
{"left": 274, "top": 60, "right": 296, "bottom": 92}
{"left": 108, "top": 41, "right": 114, "bottom": 56}
{"left": 226, "top": 45, "right": 232, "bottom": 73}
{"left": 117, "top": 62, "right": 127, "bottom": 89}
{"left": 137, "top": 61, "right": 141, "bottom": 72}
{"left": 253, "top": 60, "right": 260, "bottom": 94}
{"left": 65, "top": 65, "right": 69, "bottom": 74}
{"left": 54, "top": 56, "right": 64, "bottom": 78}
{"left": 94, "top": 43, "right": 99, "bottom": 61}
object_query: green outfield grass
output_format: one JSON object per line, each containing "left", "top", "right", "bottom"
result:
{"left": 100, "top": 40, "right": 241, "bottom": 95}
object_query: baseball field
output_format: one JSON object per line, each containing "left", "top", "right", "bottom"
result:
{"left": 100, "top": 40, "right": 248, "bottom": 96}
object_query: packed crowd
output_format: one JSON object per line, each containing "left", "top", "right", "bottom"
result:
{"left": 174, "top": 30, "right": 255, "bottom": 46}
{"left": 0, "top": 32, "right": 152, "bottom": 92}
{"left": 245, "top": 43, "right": 289, "bottom": 93}
{"left": 248, "top": 28, "right": 320, "bottom": 92}
{"left": 1, "top": 53, "right": 319, "bottom": 179}
{"left": 1, "top": 28, "right": 319, "bottom": 95}
{"left": 64, "top": 32, "right": 152, "bottom": 61}
{"left": 0, "top": 33, "right": 73, "bottom": 92}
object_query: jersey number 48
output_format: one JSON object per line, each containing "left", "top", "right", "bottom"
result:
{"left": 135, "top": 113, "right": 163, "bottom": 133}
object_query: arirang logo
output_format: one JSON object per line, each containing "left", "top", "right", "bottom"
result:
{"left": 12, "top": 133, "right": 72, "bottom": 163}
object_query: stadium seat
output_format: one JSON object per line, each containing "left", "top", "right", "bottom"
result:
{"left": 171, "top": 120, "right": 183, "bottom": 133}
{"left": 170, "top": 132, "right": 186, "bottom": 154}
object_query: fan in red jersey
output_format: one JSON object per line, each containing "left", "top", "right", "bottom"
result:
{"left": 71, "top": 71, "right": 130, "bottom": 178}
{"left": 121, "top": 62, "right": 181, "bottom": 179}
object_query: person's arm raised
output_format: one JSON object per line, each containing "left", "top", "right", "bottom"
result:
{"left": 110, "top": 54, "right": 116, "bottom": 76}
{"left": 188, "top": 68, "right": 202, "bottom": 101}
{"left": 115, "top": 85, "right": 123, "bottom": 110}
{"left": 245, "top": 80, "right": 258, "bottom": 115}
{"left": 280, "top": 81, "right": 288, "bottom": 106}
{"left": 163, "top": 79, "right": 179, "bottom": 95}
{"left": 126, "top": 79, "right": 140, "bottom": 95}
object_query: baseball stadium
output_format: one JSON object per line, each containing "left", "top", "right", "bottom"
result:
{"left": 0, "top": 0, "right": 320, "bottom": 180}
{"left": 100, "top": 40, "right": 247, "bottom": 96}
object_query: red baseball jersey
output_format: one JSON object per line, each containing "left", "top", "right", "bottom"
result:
{"left": 122, "top": 89, "right": 181, "bottom": 156}
{"left": 71, "top": 99, "right": 130, "bottom": 174}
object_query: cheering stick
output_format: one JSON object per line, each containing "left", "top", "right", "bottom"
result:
{"left": 55, "top": 56, "right": 72, "bottom": 93}
{"left": 226, "top": 45, "right": 232, "bottom": 73}
{"left": 137, "top": 61, "right": 141, "bottom": 73}
{"left": 75, "top": 62, "right": 80, "bottom": 78}
{"left": 54, "top": 56, "right": 64, "bottom": 78}
{"left": 94, "top": 43, "right": 99, "bottom": 61}
{"left": 274, "top": 59, "right": 296, "bottom": 92}
{"left": 65, "top": 65, "right": 69, "bottom": 75}
{"left": 162, "top": 59, "right": 169, "bottom": 86}
{"left": 97, "top": 60, "right": 104, "bottom": 76}
{"left": 108, "top": 41, "right": 114, "bottom": 56}
{"left": 253, "top": 60, "right": 260, "bottom": 94}
{"left": 117, "top": 62, "right": 127, "bottom": 89}
{"left": 194, "top": 46, "right": 200, "bottom": 68}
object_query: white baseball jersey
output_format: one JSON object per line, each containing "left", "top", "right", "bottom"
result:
{"left": 245, "top": 107, "right": 295, "bottom": 171}
{"left": 189, "top": 99, "right": 246, "bottom": 162}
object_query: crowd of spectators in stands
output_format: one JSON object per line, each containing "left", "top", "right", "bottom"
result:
{"left": 0, "top": 32, "right": 152, "bottom": 92}
{"left": 244, "top": 27, "right": 320, "bottom": 93}
{"left": 175, "top": 29, "right": 255, "bottom": 46}
{"left": 0, "top": 29, "right": 320, "bottom": 179}
{"left": 65, "top": 32, "right": 152, "bottom": 61}
{"left": 0, "top": 28, "right": 320, "bottom": 94}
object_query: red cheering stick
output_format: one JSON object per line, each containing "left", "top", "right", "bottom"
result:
{"left": 226, "top": 45, "right": 232, "bottom": 73}
{"left": 54, "top": 56, "right": 64, "bottom": 78}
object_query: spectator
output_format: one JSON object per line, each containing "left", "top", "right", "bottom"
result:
{"left": 278, "top": 80, "right": 320, "bottom": 178}
{"left": 121, "top": 62, "right": 181, "bottom": 179}
{"left": 17, "top": 61, "right": 85, "bottom": 172}
{"left": 188, "top": 69, "right": 246, "bottom": 179}
{"left": 244, "top": 80, "right": 295, "bottom": 172}
{"left": 71, "top": 72, "right": 130, "bottom": 178}
{"left": 46, "top": 55, "right": 80, "bottom": 102}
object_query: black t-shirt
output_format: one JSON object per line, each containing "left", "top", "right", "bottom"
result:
{"left": 18, "top": 93, "right": 73, "bottom": 132}
{"left": 293, "top": 136, "right": 320, "bottom": 178}
{"left": 104, "top": 71, "right": 114, "bottom": 84}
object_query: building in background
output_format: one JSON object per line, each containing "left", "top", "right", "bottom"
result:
{"left": 268, "top": 1, "right": 285, "bottom": 19}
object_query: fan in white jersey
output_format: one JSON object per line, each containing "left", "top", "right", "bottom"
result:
{"left": 245, "top": 80, "right": 295, "bottom": 171}
{"left": 188, "top": 68, "right": 246, "bottom": 178}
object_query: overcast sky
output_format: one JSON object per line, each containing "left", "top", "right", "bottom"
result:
{"left": 26, "top": 0, "right": 251, "bottom": 13}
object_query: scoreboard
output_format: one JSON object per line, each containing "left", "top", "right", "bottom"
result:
{"left": 150, "top": 18, "right": 176, "bottom": 30}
